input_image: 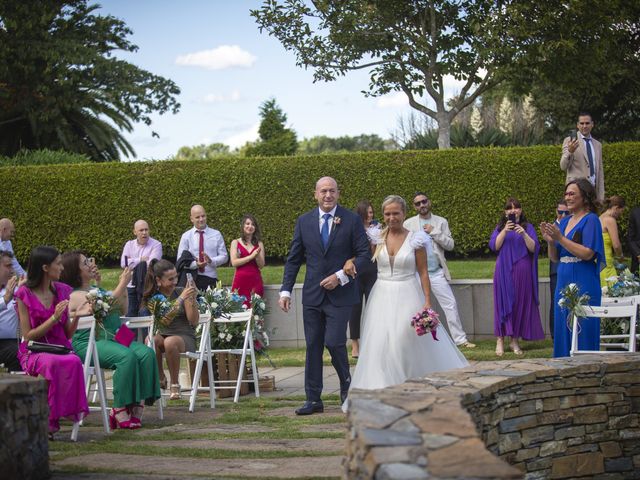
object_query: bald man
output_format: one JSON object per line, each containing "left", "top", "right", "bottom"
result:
{"left": 177, "top": 205, "right": 228, "bottom": 290}
{"left": 0, "top": 218, "right": 25, "bottom": 277}
{"left": 120, "top": 219, "right": 163, "bottom": 316}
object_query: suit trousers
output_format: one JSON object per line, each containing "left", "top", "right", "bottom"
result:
{"left": 0, "top": 338, "right": 21, "bottom": 371}
{"left": 302, "top": 297, "right": 352, "bottom": 402}
{"left": 429, "top": 269, "right": 468, "bottom": 345}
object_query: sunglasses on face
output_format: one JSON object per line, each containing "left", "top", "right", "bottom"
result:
{"left": 414, "top": 199, "right": 429, "bottom": 207}
{"left": 557, "top": 210, "right": 570, "bottom": 216}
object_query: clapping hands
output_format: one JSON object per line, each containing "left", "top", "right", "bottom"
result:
{"left": 540, "top": 222, "right": 561, "bottom": 243}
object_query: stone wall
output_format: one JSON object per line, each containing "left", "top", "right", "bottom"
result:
{"left": 344, "top": 354, "right": 640, "bottom": 479}
{"left": 263, "top": 279, "right": 554, "bottom": 347}
{"left": 0, "top": 375, "right": 50, "bottom": 480}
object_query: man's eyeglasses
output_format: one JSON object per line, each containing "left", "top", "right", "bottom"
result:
{"left": 557, "top": 210, "right": 570, "bottom": 216}
{"left": 414, "top": 199, "right": 429, "bottom": 207}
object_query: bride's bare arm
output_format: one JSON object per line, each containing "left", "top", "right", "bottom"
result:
{"left": 415, "top": 248, "right": 432, "bottom": 309}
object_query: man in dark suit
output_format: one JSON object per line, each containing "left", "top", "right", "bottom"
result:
{"left": 628, "top": 206, "right": 640, "bottom": 274}
{"left": 279, "top": 177, "right": 371, "bottom": 415}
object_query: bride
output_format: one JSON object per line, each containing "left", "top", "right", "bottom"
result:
{"left": 345, "top": 195, "right": 468, "bottom": 399}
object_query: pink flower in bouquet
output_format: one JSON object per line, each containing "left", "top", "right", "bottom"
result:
{"left": 410, "top": 308, "right": 440, "bottom": 340}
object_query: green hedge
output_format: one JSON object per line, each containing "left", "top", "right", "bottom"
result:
{"left": 2, "top": 143, "right": 638, "bottom": 264}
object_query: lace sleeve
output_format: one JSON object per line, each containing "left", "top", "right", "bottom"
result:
{"left": 410, "top": 230, "right": 433, "bottom": 257}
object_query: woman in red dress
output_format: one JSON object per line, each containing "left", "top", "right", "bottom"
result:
{"left": 230, "top": 214, "right": 265, "bottom": 305}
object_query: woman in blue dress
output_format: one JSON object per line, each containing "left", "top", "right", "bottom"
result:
{"left": 541, "top": 178, "right": 604, "bottom": 357}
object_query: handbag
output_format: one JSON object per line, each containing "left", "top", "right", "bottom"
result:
{"left": 114, "top": 324, "right": 135, "bottom": 347}
{"left": 27, "top": 340, "right": 73, "bottom": 355}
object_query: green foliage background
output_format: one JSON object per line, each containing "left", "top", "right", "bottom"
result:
{"left": 2, "top": 143, "right": 638, "bottom": 263}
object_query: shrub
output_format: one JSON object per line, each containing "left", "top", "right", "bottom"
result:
{"left": 2, "top": 143, "right": 638, "bottom": 264}
{"left": 0, "top": 149, "right": 92, "bottom": 166}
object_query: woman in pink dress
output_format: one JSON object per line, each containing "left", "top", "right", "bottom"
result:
{"left": 230, "top": 214, "right": 265, "bottom": 305}
{"left": 15, "top": 246, "right": 89, "bottom": 438}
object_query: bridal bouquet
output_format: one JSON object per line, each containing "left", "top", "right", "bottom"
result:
{"left": 410, "top": 308, "right": 440, "bottom": 340}
{"left": 86, "top": 287, "right": 116, "bottom": 323}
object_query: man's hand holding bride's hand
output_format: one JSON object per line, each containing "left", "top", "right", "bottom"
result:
{"left": 343, "top": 259, "right": 357, "bottom": 278}
{"left": 320, "top": 274, "right": 339, "bottom": 290}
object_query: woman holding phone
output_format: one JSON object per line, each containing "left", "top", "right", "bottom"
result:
{"left": 230, "top": 214, "right": 265, "bottom": 306}
{"left": 61, "top": 251, "right": 160, "bottom": 429}
{"left": 489, "top": 197, "right": 544, "bottom": 356}
{"left": 142, "top": 259, "right": 198, "bottom": 400}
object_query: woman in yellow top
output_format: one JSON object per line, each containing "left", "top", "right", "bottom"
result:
{"left": 599, "top": 196, "right": 626, "bottom": 286}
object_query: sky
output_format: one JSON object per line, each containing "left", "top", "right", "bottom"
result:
{"left": 98, "top": 1, "right": 462, "bottom": 161}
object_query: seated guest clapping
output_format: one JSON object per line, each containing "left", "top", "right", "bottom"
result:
{"left": 15, "top": 246, "right": 89, "bottom": 439}
{"left": 61, "top": 251, "right": 160, "bottom": 429}
{"left": 142, "top": 259, "right": 198, "bottom": 400}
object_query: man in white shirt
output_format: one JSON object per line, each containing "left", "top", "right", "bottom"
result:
{"left": 120, "top": 219, "right": 163, "bottom": 316}
{"left": 404, "top": 192, "right": 475, "bottom": 349}
{"left": 177, "top": 205, "right": 228, "bottom": 290}
{"left": 0, "top": 250, "right": 20, "bottom": 371}
{"left": 0, "top": 218, "right": 26, "bottom": 277}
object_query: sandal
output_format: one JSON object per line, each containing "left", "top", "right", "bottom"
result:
{"left": 169, "top": 384, "right": 181, "bottom": 400}
{"left": 510, "top": 341, "right": 524, "bottom": 356}
{"left": 159, "top": 376, "right": 168, "bottom": 390}
{"left": 129, "top": 403, "right": 143, "bottom": 429}
{"left": 495, "top": 339, "right": 504, "bottom": 357}
{"left": 109, "top": 407, "right": 132, "bottom": 429}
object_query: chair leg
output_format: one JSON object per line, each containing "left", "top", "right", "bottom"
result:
{"left": 189, "top": 354, "right": 204, "bottom": 413}
{"left": 206, "top": 348, "right": 215, "bottom": 409}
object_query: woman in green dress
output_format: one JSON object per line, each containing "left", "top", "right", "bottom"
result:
{"left": 61, "top": 251, "right": 160, "bottom": 429}
{"left": 599, "top": 196, "right": 625, "bottom": 286}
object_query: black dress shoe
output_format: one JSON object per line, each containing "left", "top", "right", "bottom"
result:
{"left": 295, "top": 401, "right": 324, "bottom": 415}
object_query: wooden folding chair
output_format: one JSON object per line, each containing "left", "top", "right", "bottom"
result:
{"left": 570, "top": 304, "right": 638, "bottom": 356}
{"left": 71, "top": 316, "right": 110, "bottom": 441}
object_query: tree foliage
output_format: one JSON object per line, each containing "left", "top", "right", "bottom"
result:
{"left": 252, "top": 1, "right": 517, "bottom": 149}
{"left": 298, "top": 134, "right": 389, "bottom": 154}
{"left": 245, "top": 98, "right": 297, "bottom": 157}
{"left": 174, "top": 143, "right": 231, "bottom": 160}
{"left": 0, "top": 0, "right": 180, "bottom": 161}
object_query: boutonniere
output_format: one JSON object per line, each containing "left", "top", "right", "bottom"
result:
{"left": 334, "top": 216, "right": 342, "bottom": 225}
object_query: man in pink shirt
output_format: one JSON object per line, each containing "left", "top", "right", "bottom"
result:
{"left": 120, "top": 219, "right": 163, "bottom": 316}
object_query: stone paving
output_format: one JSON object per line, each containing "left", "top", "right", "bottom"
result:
{"left": 49, "top": 366, "right": 347, "bottom": 479}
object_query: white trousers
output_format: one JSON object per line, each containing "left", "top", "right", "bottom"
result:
{"left": 429, "top": 269, "right": 468, "bottom": 345}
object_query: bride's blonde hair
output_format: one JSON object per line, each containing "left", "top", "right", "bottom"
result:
{"left": 373, "top": 195, "right": 407, "bottom": 261}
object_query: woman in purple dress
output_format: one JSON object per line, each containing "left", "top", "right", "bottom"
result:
{"left": 490, "top": 198, "right": 544, "bottom": 356}
{"left": 15, "top": 246, "right": 89, "bottom": 438}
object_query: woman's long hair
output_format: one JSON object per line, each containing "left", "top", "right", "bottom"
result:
{"left": 355, "top": 199, "right": 372, "bottom": 226}
{"left": 603, "top": 195, "right": 625, "bottom": 211}
{"left": 142, "top": 259, "right": 176, "bottom": 305}
{"left": 60, "top": 251, "right": 84, "bottom": 289}
{"left": 496, "top": 197, "right": 530, "bottom": 231}
{"left": 240, "top": 214, "right": 261, "bottom": 246}
{"left": 566, "top": 178, "right": 599, "bottom": 213}
{"left": 26, "top": 246, "right": 60, "bottom": 289}
{"left": 372, "top": 195, "right": 406, "bottom": 261}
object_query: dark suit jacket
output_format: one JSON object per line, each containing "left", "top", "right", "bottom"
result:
{"left": 281, "top": 205, "right": 371, "bottom": 307}
{"left": 628, "top": 206, "right": 640, "bottom": 274}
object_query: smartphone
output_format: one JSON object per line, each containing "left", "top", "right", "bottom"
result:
{"left": 186, "top": 273, "right": 194, "bottom": 286}
{"left": 508, "top": 213, "right": 517, "bottom": 224}
{"left": 569, "top": 129, "right": 577, "bottom": 141}
{"left": 88, "top": 257, "right": 96, "bottom": 266}
{"left": 124, "top": 255, "right": 129, "bottom": 267}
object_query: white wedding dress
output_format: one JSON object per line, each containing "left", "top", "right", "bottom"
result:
{"left": 347, "top": 230, "right": 469, "bottom": 397}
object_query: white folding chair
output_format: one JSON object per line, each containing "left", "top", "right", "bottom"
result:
{"left": 71, "top": 316, "right": 110, "bottom": 441}
{"left": 182, "top": 313, "right": 216, "bottom": 412}
{"left": 211, "top": 309, "right": 260, "bottom": 403}
{"left": 570, "top": 304, "right": 638, "bottom": 356}
{"left": 121, "top": 315, "right": 164, "bottom": 420}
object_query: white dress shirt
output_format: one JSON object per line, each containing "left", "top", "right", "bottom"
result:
{"left": 580, "top": 133, "right": 597, "bottom": 186}
{"left": 0, "top": 288, "right": 18, "bottom": 339}
{"left": 177, "top": 226, "right": 228, "bottom": 279}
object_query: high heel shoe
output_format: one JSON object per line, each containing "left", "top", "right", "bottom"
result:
{"left": 109, "top": 407, "right": 132, "bottom": 429}
{"left": 169, "top": 384, "right": 181, "bottom": 400}
{"left": 510, "top": 341, "right": 524, "bottom": 356}
{"left": 129, "top": 404, "right": 143, "bottom": 429}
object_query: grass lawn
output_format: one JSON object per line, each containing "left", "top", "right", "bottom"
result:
{"left": 98, "top": 257, "right": 553, "bottom": 290}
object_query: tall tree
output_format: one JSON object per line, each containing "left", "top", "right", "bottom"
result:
{"left": 252, "top": 1, "right": 515, "bottom": 149}
{"left": 0, "top": 0, "right": 180, "bottom": 161}
{"left": 245, "top": 98, "right": 298, "bottom": 157}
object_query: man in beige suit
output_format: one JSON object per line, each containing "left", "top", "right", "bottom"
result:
{"left": 560, "top": 112, "right": 604, "bottom": 201}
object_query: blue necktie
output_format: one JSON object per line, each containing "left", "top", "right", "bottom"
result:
{"left": 584, "top": 138, "right": 595, "bottom": 177}
{"left": 321, "top": 213, "right": 331, "bottom": 249}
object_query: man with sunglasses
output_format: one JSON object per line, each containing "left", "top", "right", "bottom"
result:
{"left": 404, "top": 192, "right": 475, "bottom": 348}
{"left": 548, "top": 200, "right": 569, "bottom": 338}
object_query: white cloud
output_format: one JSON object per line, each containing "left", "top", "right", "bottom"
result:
{"left": 176, "top": 45, "right": 256, "bottom": 70}
{"left": 376, "top": 92, "right": 409, "bottom": 108}
{"left": 224, "top": 123, "right": 259, "bottom": 149}
{"left": 202, "top": 89, "right": 242, "bottom": 103}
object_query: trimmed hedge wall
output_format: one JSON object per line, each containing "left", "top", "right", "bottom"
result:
{"left": 3, "top": 143, "right": 639, "bottom": 264}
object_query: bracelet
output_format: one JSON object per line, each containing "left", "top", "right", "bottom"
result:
{"left": 50, "top": 315, "right": 59, "bottom": 323}
{"left": 177, "top": 297, "right": 185, "bottom": 306}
